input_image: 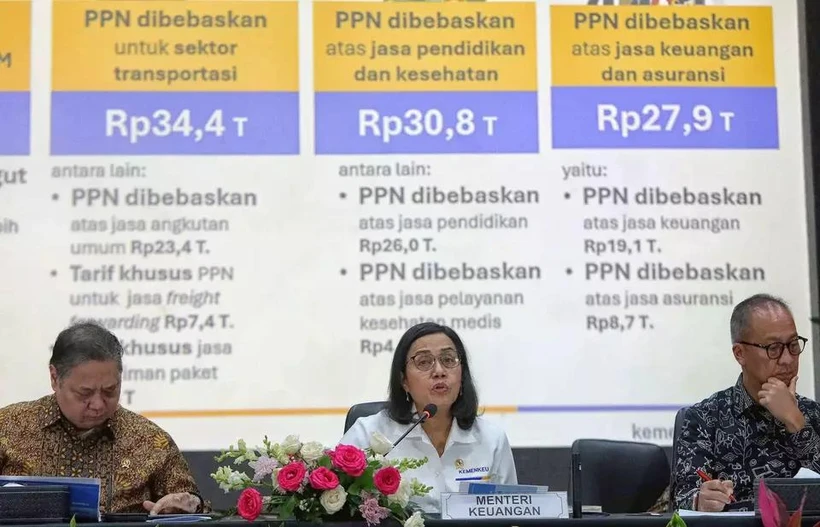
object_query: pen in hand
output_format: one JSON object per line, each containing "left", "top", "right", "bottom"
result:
{"left": 697, "top": 468, "right": 736, "bottom": 502}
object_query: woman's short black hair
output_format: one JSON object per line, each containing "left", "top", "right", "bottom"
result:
{"left": 386, "top": 322, "right": 479, "bottom": 430}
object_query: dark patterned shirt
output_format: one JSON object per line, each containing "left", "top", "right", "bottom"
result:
{"left": 673, "top": 375, "right": 820, "bottom": 510}
{"left": 0, "top": 395, "right": 202, "bottom": 513}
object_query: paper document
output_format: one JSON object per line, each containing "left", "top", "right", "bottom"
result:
{"left": 677, "top": 510, "right": 754, "bottom": 517}
{"left": 146, "top": 515, "right": 212, "bottom": 523}
{"left": 794, "top": 467, "right": 820, "bottom": 479}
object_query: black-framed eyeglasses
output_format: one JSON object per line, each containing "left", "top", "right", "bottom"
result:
{"left": 736, "top": 336, "right": 808, "bottom": 360}
{"left": 407, "top": 352, "right": 461, "bottom": 371}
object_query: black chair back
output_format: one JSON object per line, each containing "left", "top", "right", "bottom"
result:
{"left": 668, "top": 406, "right": 689, "bottom": 509}
{"left": 570, "top": 438, "right": 670, "bottom": 515}
{"left": 343, "top": 401, "right": 387, "bottom": 433}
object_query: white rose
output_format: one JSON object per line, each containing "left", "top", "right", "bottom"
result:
{"left": 387, "top": 478, "right": 411, "bottom": 508}
{"left": 320, "top": 485, "right": 347, "bottom": 514}
{"left": 300, "top": 441, "right": 325, "bottom": 462}
{"left": 369, "top": 431, "right": 393, "bottom": 455}
{"left": 404, "top": 511, "right": 424, "bottom": 527}
{"left": 282, "top": 435, "right": 302, "bottom": 455}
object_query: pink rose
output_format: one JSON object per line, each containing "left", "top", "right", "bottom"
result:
{"left": 330, "top": 445, "right": 368, "bottom": 477}
{"left": 309, "top": 467, "right": 340, "bottom": 491}
{"left": 277, "top": 461, "right": 307, "bottom": 492}
{"left": 373, "top": 466, "right": 401, "bottom": 495}
{"left": 237, "top": 488, "right": 263, "bottom": 521}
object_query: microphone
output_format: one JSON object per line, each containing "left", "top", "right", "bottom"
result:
{"left": 420, "top": 403, "right": 437, "bottom": 420}
{"left": 391, "top": 404, "right": 437, "bottom": 451}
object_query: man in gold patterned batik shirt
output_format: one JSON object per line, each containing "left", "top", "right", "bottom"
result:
{"left": 0, "top": 322, "right": 204, "bottom": 515}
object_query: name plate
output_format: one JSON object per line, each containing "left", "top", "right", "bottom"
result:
{"left": 440, "top": 492, "right": 567, "bottom": 519}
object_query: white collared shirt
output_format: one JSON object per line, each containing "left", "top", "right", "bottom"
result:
{"left": 339, "top": 410, "right": 518, "bottom": 513}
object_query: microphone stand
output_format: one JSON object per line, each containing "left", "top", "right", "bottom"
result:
{"left": 391, "top": 412, "right": 430, "bottom": 450}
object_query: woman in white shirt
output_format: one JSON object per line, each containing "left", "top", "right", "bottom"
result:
{"left": 340, "top": 322, "right": 518, "bottom": 513}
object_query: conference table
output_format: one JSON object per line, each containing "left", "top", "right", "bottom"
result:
{"left": 8, "top": 517, "right": 820, "bottom": 527}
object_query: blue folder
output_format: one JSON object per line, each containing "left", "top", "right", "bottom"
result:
{"left": 0, "top": 475, "right": 101, "bottom": 521}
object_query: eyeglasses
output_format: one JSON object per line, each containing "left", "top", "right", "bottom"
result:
{"left": 736, "top": 336, "right": 808, "bottom": 360}
{"left": 407, "top": 352, "right": 461, "bottom": 371}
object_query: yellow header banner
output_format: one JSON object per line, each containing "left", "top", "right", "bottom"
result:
{"left": 0, "top": 0, "right": 31, "bottom": 91}
{"left": 52, "top": 0, "right": 298, "bottom": 92}
{"left": 551, "top": 6, "right": 775, "bottom": 87}
{"left": 314, "top": 2, "right": 537, "bottom": 92}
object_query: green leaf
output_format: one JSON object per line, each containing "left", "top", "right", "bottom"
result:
{"left": 338, "top": 473, "right": 354, "bottom": 488}
{"left": 356, "top": 467, "right": 375, "bottom": 490}
{"left": 279, "top": 495, "right": 299, "bottom": 520}
{"left": 665, "top": 511, "right": 687, "bottom": 527}
{"left": 69, "top": 515, "right": 77, "bottom": 527}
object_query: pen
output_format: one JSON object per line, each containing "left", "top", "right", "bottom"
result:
{"left": 697, "top": 468, "right": 736, "bottom": 502}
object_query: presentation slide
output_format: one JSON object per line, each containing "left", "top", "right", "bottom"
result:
{"left": 0, "top": 0, "right": 812, "bottom": 451}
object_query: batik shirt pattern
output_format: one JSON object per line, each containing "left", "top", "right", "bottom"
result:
{"left": 673, "top": 376, "right": 820, "bottom": 510}
{"left": 0, "top": 395, "right": 203, "bottom": 513}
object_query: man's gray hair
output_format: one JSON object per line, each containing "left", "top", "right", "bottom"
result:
{"left": 729, "top": 293, "right": 791, "bottom": 343}
{"left": 49, "top": 321, "right": 123, "bottom": 380}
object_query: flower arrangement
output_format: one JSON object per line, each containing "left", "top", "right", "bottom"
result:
{"left": 211, "top": 433, "right": 432, "bottom": 526}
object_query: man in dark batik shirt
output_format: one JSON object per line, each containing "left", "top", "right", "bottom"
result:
{"left": 673, "top": 294, "right": 820, "bottom": 512}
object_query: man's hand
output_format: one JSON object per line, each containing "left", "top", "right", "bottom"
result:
{"left": 696, "top": 480, "right": 734, "bottom": 512}
{"left": 759, "top": 376, "right": 805, "bottom": 433}
{"left": 143, "top": 492, "right": 201, "bottom": 516}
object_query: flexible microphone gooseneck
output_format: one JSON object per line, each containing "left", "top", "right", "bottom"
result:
{"left": 390, "top": 403, "right": 438, "bottom": 451}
